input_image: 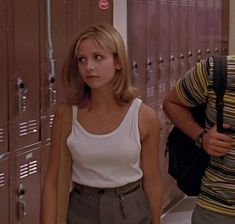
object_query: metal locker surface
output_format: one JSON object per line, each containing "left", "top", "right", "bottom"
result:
{"left": 40, "top": 140, "right": 50, "bottom": 190}
{"left": 221, "top": 0, "right": 229, "bottom": 55}
{"left": 8, "top": 0, "right": 40, "bottom": 149}
{"left": 213, "top": 0, "right": 222, "bottom": 55}
{"left": 204, "top": 0, "right": 215, "bottom": 59}
{"left": 187, "top": 0, "right": 197, "bottom": 69}
{"left": 178, "top": 0, "right": 188, "bottom": 75}
{"left": 40, "top": 0, "right": 69, "bottom": 141}
{"left": 196, "top": 0, "right": 207, "bottom": 61}
{"left": 128, "top": 0, "right": 147, "bottom": 101}
{"left": 169, "top": 0, "right": 179, "bottom": 89}
{"left": 157, "top": 0, "right": 170, "bottom": 109}
{"left": 0, "top": 0, "right": 8, "bottom": 155}
{"left": 145, "top": 0, "right": 158, "bottom": 110}
{"left": 0, "top": 153, "right": 10, "bottom": 224}
{"left": 13, "top": 144, "right": 41, "bottom": 224}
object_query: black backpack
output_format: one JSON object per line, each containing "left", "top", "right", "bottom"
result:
{"left": 165, "top": 56, "right": 227, "bottom": 196}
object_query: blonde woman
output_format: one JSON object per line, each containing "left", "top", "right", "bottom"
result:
{"left": 41, "top": 24, "right": 163, "bottom": 224}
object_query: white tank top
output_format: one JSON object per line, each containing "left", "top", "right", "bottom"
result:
{"left": 67, "top": 98, "right": 143, "bottom": 188}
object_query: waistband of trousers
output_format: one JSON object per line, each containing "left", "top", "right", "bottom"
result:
{"left": 73, "top": 179, "right": 141, "bottom": 196}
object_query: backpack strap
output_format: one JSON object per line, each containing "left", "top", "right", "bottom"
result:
{"left": 213, "top": 55, "right": 227, "bottom": 133}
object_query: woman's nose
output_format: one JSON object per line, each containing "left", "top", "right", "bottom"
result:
{"left": 86, "top": 59, "right": 95, "bottom": 71}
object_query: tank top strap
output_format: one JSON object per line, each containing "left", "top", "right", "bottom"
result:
{"left": 72, "top": 105, "right": 78, "bottom": 123}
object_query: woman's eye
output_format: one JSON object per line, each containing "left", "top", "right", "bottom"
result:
{"left": 77, "top": 57, "right": 86, "bottom": 64}
{"left": 94, "top": 55, "right": 103, "bottom": 61}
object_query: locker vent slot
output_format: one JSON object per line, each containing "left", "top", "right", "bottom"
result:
{"left": 169, "top": 80, "right": 176, "bottom": 90}
{"left": 188, "top": 0, "right": 196, "bottom": 7}
{"left": 180, "top": 0, "right": 188, "bottom": 6}
{"left": 19, "top": 120, "right": 38, "bottom": 136}
{"left": 0, "top": 173, "right": 5, "bottom": 187}
{"left": 146, "top": 86, "right": 155, "bottom": 98}
{"left": 19, "top": 160, "right": 38, "bottom": 179}
{"left": 160, "top": 0, "right": 167, "bottom": 5}
{"left": 0, "top": 128, "right": 4, "bottom": 143}
{"left": 50, "top": 114, "right": 54, "bottom": 128}
{"left": 207, "top": 0, "right": 213, "bottom": 7}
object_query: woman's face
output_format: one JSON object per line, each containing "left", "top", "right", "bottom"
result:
{"left": 75, "top": 38, "right": 120, "bottom": 90}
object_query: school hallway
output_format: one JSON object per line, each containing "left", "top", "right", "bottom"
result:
{"left": 161, "top": 197, "right": 197, "bottom": 224}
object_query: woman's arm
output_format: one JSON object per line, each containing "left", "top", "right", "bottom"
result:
{"left": 139, "top": 104, "right": 163, "bottom": 224}
{"left": 41, "top": 104, "right": 66, "bottom": 224}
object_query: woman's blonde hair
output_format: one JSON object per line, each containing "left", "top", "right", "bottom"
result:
{"left": 62, "top": 23, "right": 138, "bottom": 106}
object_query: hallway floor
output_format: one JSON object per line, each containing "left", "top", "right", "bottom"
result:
{"left": 161, "top": 197, "right": 197, "bottom": 224}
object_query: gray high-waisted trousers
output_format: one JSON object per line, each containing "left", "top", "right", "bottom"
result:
{"left": 66, "top": 180, "right": 152, "bottom": 224}
{"left": 191, "top": 204, "right": 235, "bottom": 224}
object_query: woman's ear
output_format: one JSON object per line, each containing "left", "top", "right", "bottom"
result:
{"left": 115, "top": 58, "right": 121, "bottom": 70}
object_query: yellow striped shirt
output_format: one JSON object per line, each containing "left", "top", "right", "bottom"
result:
{"left": 176, "top": 55, "right": 235, "bottom": 216}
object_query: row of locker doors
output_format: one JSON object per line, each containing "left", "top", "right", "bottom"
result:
{"left": 0, "top": 0, "right": 113, "bottom": 223}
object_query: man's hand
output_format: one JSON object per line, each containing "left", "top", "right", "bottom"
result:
{"left": 203, "top": 124, "right": 232, "bottom": 157}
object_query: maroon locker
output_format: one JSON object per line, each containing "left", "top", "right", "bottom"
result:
{"left": 13, "top": 144, "right": 41, "bottom": 224}
{"left": 213, "top": 0, "right": 222, "bottom": 55}
{"left": 221, "top": 0, "right": 229, "bottom": 55}
{"left": 187, "top": 0, "right": 197, "bottom": 69}
{"left": 128, "top": 0, "right": 147, "bottom": 100}
{"left": 40, "top": 0, "right": 69, "bottom": 141}
{"left": 195, "top": 0, "right": 207, "bottom": 61}
{"left": 0, "top": 0, "right": 8, "bottom": 155}
{"left": 204, "top": 0, "right": 214, "bottom": 59}
{"left": 8, "top": 0, "right": 40, "bottom": 149}
{"left": 169, "top": 0, "right": 179, "bottom": 88}
{"left": 40, "top": 141, "right": 50, "bottom": 190}
{"left": 178, "top": 0, "right": 189, "bottom": 75}
{"left": 145, "top": 0, "right": 158, "bottom": 110}
{"left": 156, "top": 0, "right": 170, "bottom": 109}
{"left": 0, "top": 153, "right": 10, "bottom": 224}
{"left": 68, "top": 0, "right": 113, "bottom": 43}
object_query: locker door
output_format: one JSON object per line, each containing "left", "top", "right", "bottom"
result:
{"left": 0, "top": 0, "right": 8, "bottom": 154}
{"left": 145, "top": 0, "right": 158, "bottom": 110}
{"left": 196, "top": 0, "right": 207, "bottom": 61}
{"left": 68, "top": 0, "right": 113, "bottom": 43}
{"left": 213, "top": 0, "right": 222, "bottom": 55}
{"left": 178, "top": 0, "right": 188, "bottom": 75}
{"left": 187, "top": 0, "right": 197, "bottom": 68}
{"left": 40, "top": 0, "right": 69, "bottom": 141}
{"left": 13, "top": 145, "right": 41, "bottom": 224}
{"left": 0, "top": 153, "right": 10, "bottom": 224}
{"left": 156, "top": 0, "right": 170, "bottom": 109}
{"left": 128, "top": 0, "right": 147, "bottom": 100}
{"left": 8, "top": 0, "right": 40, "bottom": 149}
{"left": 40, "top": 141, "right": 50, "bottom": 190}
{"left": 221, "top": 0, "right": 229, "bottom": 55}
{"left": 205, "top": 0, "right": 214, "bottom": 58}
{"left": 169, "top": 0, "right": 179, "bottom": 88}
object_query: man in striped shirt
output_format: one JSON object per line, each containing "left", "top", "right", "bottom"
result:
{"left": 163, "top": 56, "right": 235, "bottom": 224}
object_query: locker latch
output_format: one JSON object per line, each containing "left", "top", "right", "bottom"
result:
{"left": 17, "top": 77, "right": 27, "bottom": 113}
{"left": 17, "top": 184, "right": 27, "bottom": 220}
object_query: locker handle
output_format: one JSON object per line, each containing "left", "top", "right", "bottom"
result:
{"left": 48, "top": 74, "right": 56, "bottom": 106}
{"left": 188, "top": 51, "right": 192, "bottom": 57}
{"left": 17, "top": 77, "right": 27, "bottom": 113}
{"left": 180, "top": 53, "right": 184, "bottom": 60}
{"left": 146, "top": 59, "right": 152, "bottom": 80}
{"left": 17, "top": 184, "right": 26, "bottom": 197}
{"left": 17, "top": 199, "right": 27, "bottom": 220}
{"left": 197, "top": 50, "right": 202, "bottom": 55}
{"left": 132, "top": 61, "right": 139, "bottom": 84}
{"left": 215, "top": 47, "right": 218, "bottom": 53}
